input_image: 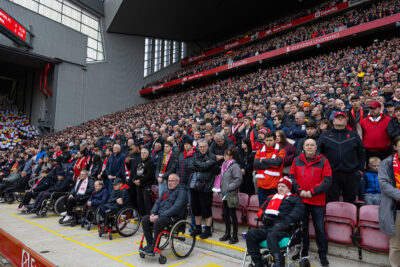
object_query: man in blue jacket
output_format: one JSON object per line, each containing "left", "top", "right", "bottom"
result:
{"left": 105, "top": 144, "right": 126, "bottom": 194}
{"left": 140, "top": 173, "right": 188, "bottom": 255}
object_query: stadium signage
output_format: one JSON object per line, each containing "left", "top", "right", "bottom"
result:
{"left": 0, "top": 8, "right": 31, "bottom": 48}
{"left": 141, "top": 13, "right": 400, "bottom": 96}
{"left": 181, "top": 2, "right": 349, "bottom": 65}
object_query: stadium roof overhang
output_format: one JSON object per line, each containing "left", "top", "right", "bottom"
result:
{"left": 107, "top": 0, "right": 322, "bottom": 41}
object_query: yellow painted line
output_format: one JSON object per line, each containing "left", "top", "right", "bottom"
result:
{"left": 168, "top": 261, "right": 187, "bottom": 267}
{"left": 10, "top": 213, "right": 136, "bottom": 267}
{"left": 55, "top": 226, "right": 81, "bottom": 231}
{"left": 30, "top": 214, "right": 58, "bottom": 220}
{"left": 39, "top": 222, "right": 59, "bottom": 226}
{"left": 183, "top": 233, "right": 246, "bottom": 252}
{"left": 197, "top": 264, "right": 223, "bottom": 267}
{"left": 116, "top": 252, "right": 139, "bottom": 258}
{"left": 90, "top": 238, "right": 125, "bottom": 247}
{"left": 69, "top": 232, "right": 98, "bottom": 238}
{"left": 200, "top": 252, "right": 214, "bottom": 258}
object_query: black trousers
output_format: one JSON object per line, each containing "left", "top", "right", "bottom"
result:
{"left": 0, "top": 183, "right": 12, "bottom": 196}
{"left": 223, "top": 200, "right": 238, "bottom": 235}
{"left": 302, "top": 204, "right": 327, "bottom": 259}
{"left": 142, "top": 215, "right": 173, "bottom": 247}
{"left": 22, "top": 191, "right": 38, "bottom": 205}
{"left": 65, "top": 196, "right": 87, "bottom": 216}
{"left": 328, "top": 171, "right": 361, "bottom": 203}
{"left": 246, "top": 226, "right": 287, "bottom": 264}
{"left": 136, "top": 186, "right": 152, "bottom": 217}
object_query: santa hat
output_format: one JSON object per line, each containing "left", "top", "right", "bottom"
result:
{"left": 371, "top": 89, "right": 378, "bottom": 96}
{"left": 278, "top": 176, "right": 292, "bottom": 190}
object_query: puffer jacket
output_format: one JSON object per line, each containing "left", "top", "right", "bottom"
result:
{"left": 177, "top": 149, "right": 195, "bottom": 185}
{"left": 151, "top": 184, "right": 188, "bottom": 220}
{"left": 361, "top": 170, "right": 381, "bottom": 194}
{"left": 188, "top": 151, "right": 217, "bottom": 192}
{"left": 88, "top": 187, "right": 109, "bottom": 206}
{"left": 220, "top": 161, "right": 243, "bottom": 194}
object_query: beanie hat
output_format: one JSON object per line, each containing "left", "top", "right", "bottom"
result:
{"left": 278, "top": 176, "right": 292, "bottom": 191}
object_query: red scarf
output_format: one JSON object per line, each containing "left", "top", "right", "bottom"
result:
{"left": 351, "top": 107, "right": 363, "bottom": 120}
{"left": 255, "top": 143, "right": 280, "bottom": 179}
{"left": 393, "top": 153, "right": 400, "bottom": 190}
{"left": 101, "top": 157, "right": 108, "bottom": 175}
{"left": 125, "top": 163, "right": 130, "bottom": 178}
{"left": 368, "top": 113, "right": 383, "bottom": 124}
{"left": 264, "top": 193, "right": 292, "bottom": 216}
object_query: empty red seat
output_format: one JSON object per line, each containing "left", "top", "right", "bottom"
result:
{"left": 246, "top": 195, "right": 259, "bottom": 228}
{"left": 325, "top": 202, "right": 357, "bottom": 245}
{"left": 358, "top": 205, "right": 389, "bottom": 252}
{"left": 236, "top": 193, "right": 249, "bottom": 225}
{"left": 212, "top": 192, "right": 223, "bottom": 222}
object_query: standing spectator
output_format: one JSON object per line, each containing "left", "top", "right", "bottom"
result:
{"left": 254, "top": 132, "right": 285, "bottom": 205}
{"left": 288, "top": 112, "right": 306, "bottom": 144}
{"left": 189, "top": 139, "right": 216, "bottom": 239}
{"left": 379, "top": 136, "right": 400, "bottom": 267}
{"left": 347, "top": 95, "right": 367, "bottom": 136}
{"left": 360, "top": 101, "right": 392, "bottom": 162}
{"left": 217, "top": 147, "right": 242, "bottom": 244}
{"left": 276, "top": 130, "right": 295, "bottom": 175}
{"left": 360, "top": 157, "right": 381, "bottom": 205}
{"left": 105, "top": 144, "right": 126, "bottom": 194}
{"left": 319, "top": 112, "right": 365, "bottom": 203}
{"left": 132, "top": 148, "right": 155, "bottom": 216}
{"left": 155, "top": 141, "right": 178, "bottom": 197}
{"left": 295, "top": 120, "right": 320, "bottom": 156}
{"left": 387, "top": 106, "right": 400, "bottom": 140}
{"left": 238, "top": 138, "right": 255, "bottom": 196}
{"left": 290, "top": 139, "right": 332, "bottom": 267}
{"left": 210, "top": 133, "right": 234, "bottom": 173}
{"left": 73, "top": 151, "right": 87, "bottom": 180}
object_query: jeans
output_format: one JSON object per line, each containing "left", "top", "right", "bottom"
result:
{"left": 257, "top": 188, "right": 277, "bottom": 207}
{"left": 186, "top": 184, "right": 195, "bottom": 227}
{"left": 104, "top": 179, "right": 113, "bottom": 195}
{"left": 158, "top": 180, "right": 167, "bottom": 198}
{"left": 142, "top": 215, "right": 173, "bottom": 247}
{"left": 364, "top": 193, "right": 381, "bottom": 205}
{"left": 302, "top": 204, "right": 327, "bottom": 260}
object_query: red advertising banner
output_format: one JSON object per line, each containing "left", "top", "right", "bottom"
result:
{"left": 0, "top": 8, "right": 27, "bottom": 41}
{"left": 0, "top": 228, "right": 56, "bottom": 267}
{"left": 141, "top": 13, "right": 400, "bottom": 96}
{"left": 181, "top": 2, "right": 349, "bottom": 65}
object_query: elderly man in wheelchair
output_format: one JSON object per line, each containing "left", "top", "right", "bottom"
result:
{"left": 139, "top": 173, "right": 188, "bottom": 257}
{"left": 245, "top": 177, "right": 305, "bottom": 267}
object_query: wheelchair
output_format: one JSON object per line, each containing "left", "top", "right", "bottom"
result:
{"left": 241, "top": 222, "right": 310, "bottom": 267}
{"left": 4, "top": 190, "right": 25, "bottom": 204}
{"left": 35, "top": 192, "right": 69, "bottom": 217}
{"left": 139, "top": 219, "right": 196, "bottom": 264}
{"left": 59, "top": 198, "right": 88, "bottom": 227}
{"left": 81, "top": 205, "right": 101, "bottom": 231}
{"left": 98, "top": 205, "right": 141, "bottom": 240}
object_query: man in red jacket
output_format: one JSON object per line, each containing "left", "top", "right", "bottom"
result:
{"left": 289, "top": 138, "right": 332, "bottom": 267}
{"left": 360, "top": 101, "right": 391, "bottom": 163}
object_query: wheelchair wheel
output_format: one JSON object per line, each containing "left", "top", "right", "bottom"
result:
{"left": 54, "top": 195, "right": 67, "bottom": 215}
{"left": 5, "top": 194, "right": 14, "bottom": 204}
{"left": 300, "top": 258, "right": 310, "bottom": 267}
{"left": 170, "top": 221, "right": 195, "bottom": 258}
{"left": 158, "top": 233, "right": 169, "bottom": 250}
{"left": 115, "top": 207, "right": 140, "bottom": 237}
{"left": 158, "top": 255, "right": 166, "bottom": 264}
{"left": 139, "top": 252, "right": 145, "bottom": 258}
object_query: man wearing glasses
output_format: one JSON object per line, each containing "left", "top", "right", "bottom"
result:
{"left": 140, "top": 173, "right": 187, "bottom": 255}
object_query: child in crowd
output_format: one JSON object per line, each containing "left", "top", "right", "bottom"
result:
{"left": 360, "top": 157, "right": 381, "bottom": 205}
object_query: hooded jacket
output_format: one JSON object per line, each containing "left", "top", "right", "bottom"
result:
{"left": 151, "top": 183, "right": 188, "bottom": 220}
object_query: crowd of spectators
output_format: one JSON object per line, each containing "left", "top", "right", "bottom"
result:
{"left": 146, "top": 0, "right": 400, "bottom": 88}
{"left": 1, "top": 29, "right": 400, "bottom": 266}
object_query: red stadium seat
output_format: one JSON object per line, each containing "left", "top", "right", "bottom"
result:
{"left": 325, "top": 202, "right": 357, "bottom": 245}
{"left": 246, "top": 195, "right": 259, "bottom": 228}
{"left": 212, "top": 192, "right": 223, "bottom": 222}
{"left": 357, "top": 205, "right": 389, "bottom": 252}
{"left": 236, "top": 193, "right": 249, "bottom": 225}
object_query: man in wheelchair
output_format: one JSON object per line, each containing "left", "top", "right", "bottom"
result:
{"left": 140, "top": 173, "right": 188, "bottom": 256}
{"left": 97, "top": 178, "right": 130, "bottom": 231}
{"left": 246, "top": 177, "right": 304, "bottom": 267}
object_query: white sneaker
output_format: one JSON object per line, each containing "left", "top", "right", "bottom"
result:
{"left": 212, "top": 187, "right": 221, "bottom": 193}
{"left": 60, "top": 211, "right": 67, "bottom": 216}
{"left": 62, "top": 215, "right": 72, "bottom": 222}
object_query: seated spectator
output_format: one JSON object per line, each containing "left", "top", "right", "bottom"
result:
{"left": 30, "top": 171, "right": 72, "bottom": 215}
{"left": 61, "top": 170, "right": 94, "bottom": 224}
{"left": 86, "top": 180, "right": 109, "bottom": 210}
{"left": 18, "top": 169, "right": 52, "bottom": 212}
{"left": 0, "top": 168, "right": 20, "bottom": 202}
{"left": 245, "top": 177, "right": 304, "bottom": 267}
{"left": 254, "top": 132, "right": 285, "bottom": 205}
{"left": 360, "top": 157, "right": 381, "bottom": 205}
{"left": 98, "top": 178, "right": 130, "bottom": 227}
{"left": 140, "top": 173, "right": 187, "bottom": 256}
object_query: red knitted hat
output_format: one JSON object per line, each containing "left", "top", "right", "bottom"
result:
{"left": 278, "top": 176, "right": 292, "bottom": 190}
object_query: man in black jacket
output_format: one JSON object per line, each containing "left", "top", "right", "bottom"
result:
{"left": 140, "top": 173, "right": 187, "bottom": 256}
{"left": 318, "top": 112, "right": 365, "bottom": 202}
{"left": 105, "top": 144, "right": 126, "bottom": 194}
{"left": 132, "top": 148, "right": 155, "bottom": 216}
{"left": 246, "top": 177, "right": 304, "bottom": 267}
{"left": 155, "top": 141, "right": 178, "bottom": 197}
{"left": 210, "top": 133, "right": 234, "bottom": 173}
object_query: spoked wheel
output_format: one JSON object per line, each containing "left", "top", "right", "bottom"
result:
{"left": 5, "top": 194, "right": 14, "bottom": 204}
{"left": 158, "top": 233, "right": 170, "bottom": 250}
{"left": 115, "top": 207, "right": 140, "bottom": 237}
{"left": 54, "top": 195, "right": 67, "bottom": 215}
{"left": 170, "top": 221, "right": 196, "bottom": 258}
{"left": 300, "top": 258, "right": 311, "bottom": 267}
{"left": 158, "top": 255, "right": 166, "bottom": 264}
{"left": 139, "top": 252, "right": 145, "bottom": 258}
